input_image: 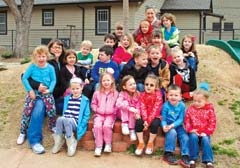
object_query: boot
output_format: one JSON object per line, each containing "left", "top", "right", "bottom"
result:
{"left": 52, "top": 134, "right": 65, "bottom": 154}
{"left": 66, "top": 134, "right": 77, "bottom": 157}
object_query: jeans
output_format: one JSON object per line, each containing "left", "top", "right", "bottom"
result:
{"left": 56, "top": 116, "right": 76, "bottom": 138}
{"left": 136, "top": 83, "right": 144, "bottom": 92}
{"left": 27, "top": 98, "right": 45, "bottom": 147}
{"left": 189, "top": 133, "right": 214, "bottom": 163}
{"left": 164, "top": 125, "right": 189, "bottom": 156}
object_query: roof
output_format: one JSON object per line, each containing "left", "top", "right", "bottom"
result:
{"left": 0, "top": 0, "right": 143, "bottom": 7}
{"left": 161, "top": 0, "right": 212, "bottom": 11}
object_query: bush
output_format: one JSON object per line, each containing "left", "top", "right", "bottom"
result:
{"left": 20, "top": 57, "right": 31, "bottom": 64}
{"left": 1, "top": 51, "right": 13, "bottom": 59}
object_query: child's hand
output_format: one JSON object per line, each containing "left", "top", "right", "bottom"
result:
{"left": 29, "top": 90, "right": 36, "bottom": 100}
{"left": 42, "top": 89, "right": 50, "bottom": 95}
{"left": 188, "top": 52, "right": 194, "bottom": 57}
{"left": 199, "top": 133, "right": 207, "bottom": 137}
{"left": 38, "top": 83, "right": 47, "bottom": 93}
{"left": 129, "top": 107, "right": 138, "bottom": 113}
{"left": 84, "top": 78, "right": 90, "bottom": 84}
{"left": 143, "top": 121, "right": 148, "bottom": 131}
{"left": 135, "top": 113, "right": 141, "bottom": 119}
{"left": 163, "top": 125, "right": 169, "bottom": 133}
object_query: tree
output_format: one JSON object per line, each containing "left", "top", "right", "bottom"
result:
{"left": 3, "top": 0, "right": 34, "bottom": 57}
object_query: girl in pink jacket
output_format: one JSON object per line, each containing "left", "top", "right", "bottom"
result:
{"left": 91, "top": 71, "right": 119, "bottom": 157}
{"left": 116, "top": 75, "right": 141, "bottom": 141}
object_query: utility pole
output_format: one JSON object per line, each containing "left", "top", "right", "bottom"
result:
{"left": 123, "top": 0, "right": 129, "bottom": 33}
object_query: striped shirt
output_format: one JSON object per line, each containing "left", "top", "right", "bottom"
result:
{"left": 64, "top": 95, "right": 82, "bottom": 126}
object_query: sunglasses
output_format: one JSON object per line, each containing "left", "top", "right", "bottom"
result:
{"left": 145, "top": 83, "right": 155, "bottom": 87}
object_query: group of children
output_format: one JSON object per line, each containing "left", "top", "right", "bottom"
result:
{"left": 17, "top": 9, "right": 216, "bottom": 168}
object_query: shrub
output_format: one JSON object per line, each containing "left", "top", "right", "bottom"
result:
{"left": 1, "top": 51, "right": 13, "bottom": 59}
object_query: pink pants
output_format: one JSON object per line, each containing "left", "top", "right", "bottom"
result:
{"left": 92, "top": 113, "right": 115, "bottom": 148}
{"left": 120, "top": 110, "right": 136, "bottom": 130}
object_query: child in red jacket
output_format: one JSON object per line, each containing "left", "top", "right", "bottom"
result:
{"left": 184, "top": 82, "right": 216, "bottom": 168}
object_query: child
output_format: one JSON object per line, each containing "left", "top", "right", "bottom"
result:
{"left": 91, "top": 45, "right": 120, "bottom": 89}
{"left": 134, "top": 20, "right": 153, "bottom": 49}
{"left": 115, "top": 75, "right": 140, "bottom": 141}
{"left": 18, "top": 45, "right": 56, "bottom": 154}
{"left": 169, "top": 48, "right": 197, "bottom": 101}
{"left": 161, "top": 84, "right": 190, "bottom": 167}
{"left": 77, "top": 40, "right": 93, "bottom": 75}
{"left": 91, "top": 71, "right": 119, "bottom": 157}
{"left": 184, "top": 82, "right": 216, "bottom": 168}
{"left": 52, "top": 77, "right": 90, "bottom": 156}
{"left": 104, "top": 33, "right": 116, "bottom": 49}
{"left": 147, "top": 45, "right": 170, "bottom": 93}
{"left": 180, "top": 34, "right": 199, "bottom": 72}
{"left": 151, "top": 30, "right": 170, "bottom": 61}
{"left": 135, "top": 74, "right": 163, "bottom": 155}
{"left": 121, "top": 47, "right": 150, "bottom": 92}
{"left": 112, "top": 33, "right": 135, "bottom": 71}
{"left": 112, "top": 21, "right": 124, "bottom": 51}
{"left": 161, "top": 13, "right": 180, "bottom": 48}
{"left": 60, "top": 49, "right": 93, "bottom": 99}
{"left": 60, "top": 49, "right": 89, "bottom": 96}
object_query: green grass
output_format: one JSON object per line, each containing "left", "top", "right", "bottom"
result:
{"left": 213, "top": 138, "right": 239, "bottom": 157}
{"left": 229, "top": 100, "right": 240, "bottom": 125}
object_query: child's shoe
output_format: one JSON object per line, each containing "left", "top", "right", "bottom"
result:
{"left": 135, "top": 143, "right": 145, "bottom": 155}
{"left": 145, "top": 142, "right": 154, "bottom": 155}
{"left": 32, "top": 143, "right": 45, "bottom": 154}
{"left": 190, "top": 160, "right": 196, "bottom": 168}
{"left": 162, "top": 152, "right": 178, "bottom": 165}
{"left": 94, "top": 147, "right": 102, "bottom": 157}
{"left": 206, "top": 162, "right": 214, "bottom": 168}
{"left": 121, "top": 123, "right": 129, "bottom": 135}
{"left": 103, "top": 144, "right": 112, "bottom": 153}
{"left": 17, "top": 133, "right": 26, "bottom": 145}
{"left": 129, "top": 130, "right": 137, "bottom": 141}
{"left": 66, "top": 134, "right": 77, "bottom": 157}
{"left": 52, "top": 134, "right": 65, "bottom": 154}
{"left": 179, "top": 155, "right": 190, "bottom": 168}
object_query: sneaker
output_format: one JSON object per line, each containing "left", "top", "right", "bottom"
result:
{"left": 145, "top": 142, "right": 154, "bottom": 155}
{"left": 94, "top": 147, "right": 102, "bottom": 157}
{"left": 103, "top": 144, "right": 112, "bottom": 153}
{"left": 206, "top": 162, "right": 214, "bottom": 168}
{"left": 17, "top": 133, "right": 26, "bottom": 145}
{"left": 121, "top": 123, "right": 129, "bottom": 135}
{"left": 179, "top": 155, "right": 190, "bottom": 168}
{"left": 162, "top": 152, "right": 178, "bottom": 165}
{"left": 135, "top": 143, "right": 145, "bottom": 155}
{"left": 129, "top": 130, "right": 137, "bottom": 141}
{"left": 190, "top": 160, "right": 196, "bottom": 168}
{"left": 32, "top": 143, "right": 45, "bottom": 154}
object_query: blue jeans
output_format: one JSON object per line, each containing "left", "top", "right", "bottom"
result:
{"left": 164, "top": 125, "right": 189, "bottom": 156}
{"left": 27, "top": 98, "right": 45, "bottom": 147}
{"left": 137, "top": 83, "right": 144, "bottom": 92}
{"left": 56, "top": 116, "right": 76, "bottom": 138}
{"left": 189, "top": 133, "right": 214, "bottom": 163}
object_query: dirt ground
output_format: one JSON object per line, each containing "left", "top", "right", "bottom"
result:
{"left": 0, "top": 45, "right": 240, "bottom": 168}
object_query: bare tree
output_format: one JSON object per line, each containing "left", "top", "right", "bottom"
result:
{"left": 3, "top": 0, "right": 34, "bottom": 57}
{"left": 123, "top": 0, "right": 129, "bottom": 33}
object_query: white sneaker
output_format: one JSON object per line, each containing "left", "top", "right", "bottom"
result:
{"left": 121, "top": 123, "right": 129, "bottom": 135}
{"left": 103, "top": 144, "right": 112, "bottom": 153}
{"left": 129, "top": 130, "right": 137, "bottom": 141}
{"left": 17, "top": 133, "right": 26, "bottom": 145}
{"left": 32, "top": 143, "right": 45, "bottom": 154}
{"left": 94, "top": 147, "right": 102, "bottom": 157}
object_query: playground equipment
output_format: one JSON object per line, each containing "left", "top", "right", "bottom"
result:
{"left": 206, "top": 39, "right": 240, "bottom": 64}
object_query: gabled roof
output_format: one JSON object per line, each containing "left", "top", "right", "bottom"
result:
{"left": 161, "top": 0, "right": 212, "bottom": 11}
{"left": 0, "top": 0, "right": 143, "bottom": 7}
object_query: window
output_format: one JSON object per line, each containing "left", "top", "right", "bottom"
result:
{"left": 212, "top": 22, "right": 221, "bottom": 31}
{"left": 0, "top": 12, "right": 7, "bottom": 35}
{"left": 224, "top": 22, "right": 233, "bottom": 31}
{"left": 42, "top": 9, "right": 54, "bottom": 26}
{"left": 95, "top": 7, "right": 110, "bottom": 35}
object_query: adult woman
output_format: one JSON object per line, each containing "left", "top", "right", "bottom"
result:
{"left": 132, "top": 5, "right": 161, "bottom": 39}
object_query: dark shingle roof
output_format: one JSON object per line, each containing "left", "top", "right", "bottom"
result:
{"left": 0, "top": 0, "right": 142, "bottom": 7}
{"left": 161, "top": 0, "right": 212, "bottom": 11}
